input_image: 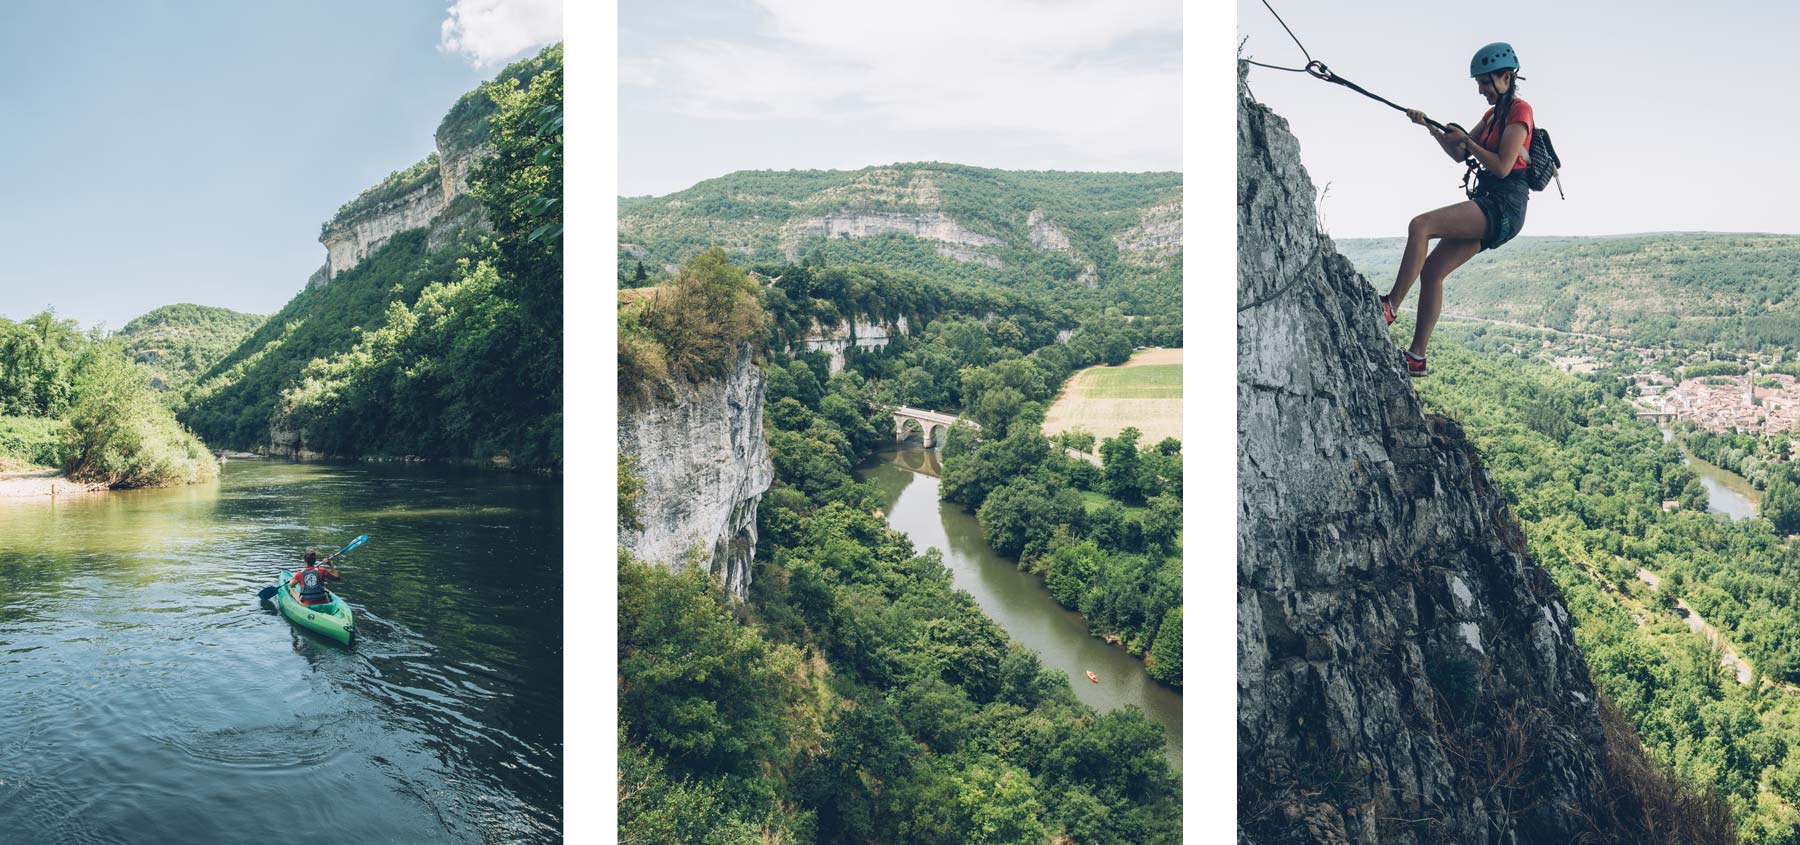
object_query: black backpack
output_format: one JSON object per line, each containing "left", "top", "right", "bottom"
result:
{"left": 1526, "top": 128, "right": 1563, "bottom": 197}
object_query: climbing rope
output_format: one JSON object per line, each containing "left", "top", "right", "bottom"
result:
{"left": 1244, "top": 0, "right": 1449, "bottom": 133}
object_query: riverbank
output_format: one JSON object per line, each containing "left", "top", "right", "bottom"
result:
{"left": 0, "top": 467, "right": 107, "bottom": 499}
{"left": 858, "top": 449, "right": 1183, "bottom": 764}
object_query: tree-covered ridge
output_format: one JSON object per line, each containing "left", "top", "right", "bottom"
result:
{"left": 619, "top": 163, "right": 1181, "bottom": 312}
{"left": 1411, "top": 326, "right": 1800, "bottom": 840}
{"left": 1340, "top": 233, "right": 1800, "bottom": 350}
{"left": 116, "top": 303, "right": 264, "bottom": 398}
{"left": 435, "top": 43, "right": 561, "bottom": 151}
{"left": 184, "top": 45, "right": 562, "bottom": 466}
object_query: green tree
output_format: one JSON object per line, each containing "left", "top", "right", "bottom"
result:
{"left": 1763, "top": 470, "right": 1800, "bottom": 535}
{"left": 1145, "top": 607, "right": 1182, "bottom": 686}
{"left": 1101, "top": 427, "right": 1146, "bottom": 504}
{"left": 618, "top": 559, "right": 792, "bottom": 778}
{"left": 61, "top": 341, "right": 217, "bottom": 488}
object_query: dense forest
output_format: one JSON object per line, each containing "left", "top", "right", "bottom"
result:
{"left": 0, "top": 310, "right": 215, "bottom": 486}
{"left": 116, "top": 303, "right": 264, "bottom": 403}
{"left": 1408, "top": 320, "right": 1800, "bottom": 841}
{"left": 619, "top": 251, "right": 1182, "bottom": 842}
{"left": 618, "top": 164, "right": 1181, "bottom": 313}
{"left": 183, "top": 45, "right": 563, "bottom": 467}
{"left": 1342, "top": 233, "right": 1800, "bottom": 350}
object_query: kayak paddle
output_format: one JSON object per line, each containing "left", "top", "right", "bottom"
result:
{"left": 257, "top": 534, "right": 369, "bottom": 601}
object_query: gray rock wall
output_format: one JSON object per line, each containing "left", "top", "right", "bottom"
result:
{"left": 1237, "top": 70, "right": 1624, "bottom": 844}
{"left": 795, "top": 315, "right": 910, "bottom": 373}
{"left": 619, "top": 345, "right": 772, "bottom": 599}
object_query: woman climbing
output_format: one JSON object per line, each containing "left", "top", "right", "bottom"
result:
{"left": 1378, "top": 42, "right": 1533, "bottom": 377}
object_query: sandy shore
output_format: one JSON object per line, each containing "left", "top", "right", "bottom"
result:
{"left": 0, "top": 468, "right": 108, "bottom": 499}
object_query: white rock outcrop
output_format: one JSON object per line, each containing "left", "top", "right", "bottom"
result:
{"left": 319, "top": 141, "right": 494, "bottom": 281}
{"left": 1027, "top": 209, "right": 1072, "bottom": 250}
{"left": 1115, "top": 200, "right": 1182, "bottom": 263}
{"left": 618, "top": 345, "right": 773, "bottom": 599}
{"left": 795, "top": 315, "right": 910, "bottom": 373}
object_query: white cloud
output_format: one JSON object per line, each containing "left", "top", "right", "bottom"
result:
{"left": 622, "top": 0, "right": 1180, "bottom": 164}
{"left": 439, "top": 0, "right": 563, "bottom": 68}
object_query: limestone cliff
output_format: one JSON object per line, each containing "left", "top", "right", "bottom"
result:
{"left": 1237, "top": 72, "right": 1650, "bottom": 843}
{"left": 783, "top": 209, "right": 1006, "bottom": 267}
{"left": 1115, "top": 199, "right": 1182, "bottom": 264}
{"left": 318, "top": 131, "right": 494, "bottom": 281}
{"left": 793, "top": 315, "right": 910, "bottom": 374}
{"left": 618, "top": 345, "right": 772, "bottom": 600}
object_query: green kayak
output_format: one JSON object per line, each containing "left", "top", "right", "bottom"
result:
{"left": 274, "top": 568, "right": 357, "bottom": 646}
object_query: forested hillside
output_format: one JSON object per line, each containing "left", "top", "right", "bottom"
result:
{"left": 619, "top": 164, "right": 1181, "bottom": 313}
{"left": 117, "top": 304, "right": 263, "bottom": 400}
{"left": 1411, "top": 324, "right": 1800, "bottom": 841}
{"left": 1341, "top": 233, "right": 1800, "bottom": 349}
{"left": 619, "top": 250, "right": 1181, "bottom": 843}
{"left": 182, "top": 44, "right": 563, "bottom": 467}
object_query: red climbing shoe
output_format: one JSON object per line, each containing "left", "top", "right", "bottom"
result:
{"left": 1403, "top": 350, "right": 1428, "bottom": 378}
{"left": 1379, "top": 294, "right": 1397, "bottom": 326}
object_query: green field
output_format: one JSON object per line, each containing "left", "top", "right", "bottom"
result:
{"left": 1042, "top": 348, "right": 1184, "bottom": 444}
{"left": 1079, "top": 363, "right": 1182, "bottom": 397}
{"left": 1079, "top": 488, "right": 1148, "bottom": 517}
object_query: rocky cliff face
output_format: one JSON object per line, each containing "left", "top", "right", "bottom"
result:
{"left": 322, "top": 171, "right": 445, "bottom": 280}
{"left": 320, "top": 140, "right": 493, "bottom": 281}
{"left": 794, "top": 315, "right": 910, "bottom": 373}
{"left": 1237, "top": 74, "right": 1638, "bottom": 844}
{"left": 1026, "top": 209, "right": 1072, "bottom": 250}
{"left": 783, "top": 210, "right": 1004, "bottom": 266}
{"left": 618, "top": 345, "right": 773, "bottom": 600}
{"left": 1115, "top": 200, "right": 1182, "bottom": 263}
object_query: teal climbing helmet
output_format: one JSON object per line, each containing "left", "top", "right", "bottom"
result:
{"left": 1470, "top": 42, "right": 1519, "bottom": 77}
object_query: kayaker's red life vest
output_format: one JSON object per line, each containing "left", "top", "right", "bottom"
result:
{"left": 295, "top": 566, "right": 330, "bottom": 605}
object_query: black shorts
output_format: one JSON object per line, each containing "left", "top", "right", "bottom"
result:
{"left": 1470, "top": 170, "right": 1529, "bottom": 251}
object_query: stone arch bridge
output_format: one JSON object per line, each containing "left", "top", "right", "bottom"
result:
{"left": 893, "top": 406, "right": 978, "bottom": 448}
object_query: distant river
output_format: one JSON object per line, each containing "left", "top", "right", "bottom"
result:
{"left": 0, "top": 459, "right": 562, "bottom": 843}
{"left": 857, "top": 447, "right": 1183, "bottom": 766}
{"left": 1663, "top": 427, "right": 1760, "bottom": 520}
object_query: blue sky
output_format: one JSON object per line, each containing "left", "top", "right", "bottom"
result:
{"left": 619, "top": 0, "right": 1182, "bottom": 197}
{"left": 1238, "top": 0, "right": 1800, "bottom": 238}
{"left": 0, "top": 1, "right": 559, "bottom": 330}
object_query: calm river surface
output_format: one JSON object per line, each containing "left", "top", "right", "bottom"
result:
{"left": 0, "top": 459, "right": 561, "bottom": 843}
{"left": 1663, "top": 428, "right": 1760, "bottom": 520}
{"left": 858, "top": 447, "right": 1183, "bottom": 765}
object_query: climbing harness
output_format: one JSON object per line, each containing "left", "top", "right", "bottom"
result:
{"left": 1244, "top": 0, "right": 1565, "bottom": 199}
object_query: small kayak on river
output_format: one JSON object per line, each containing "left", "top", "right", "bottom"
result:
{"left": 272, "top": 568, "right": 357, "bottom": 646}
{"left": 1086, "top": 671, "right": 1099, "bottom": 683}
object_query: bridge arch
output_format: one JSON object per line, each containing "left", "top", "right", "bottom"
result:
{"left": 892, "top": 405, "right": 978, "bottom": 449}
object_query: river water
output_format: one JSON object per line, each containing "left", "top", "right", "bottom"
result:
{"left": 1662, "top": 428, "right": 1760, "bottom": 520}
{"left": 0, "top": 459, "right": 561, "bottom": 843}
{"left": 857, "top": 447, "right": 1183, "bottom": 765}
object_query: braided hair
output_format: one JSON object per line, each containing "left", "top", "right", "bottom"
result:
{"left": 1484, "top": 69, "right": 1521, "bottom": 155}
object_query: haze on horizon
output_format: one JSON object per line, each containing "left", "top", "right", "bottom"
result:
{"left": 0, "top": 0, "right": 560, "bottom": 331}
{"left": 619, "top": 0, "right": 1183, "bottom": 198}
{"left": 1239, "top": 0, "right": 1800, "bottom": 239}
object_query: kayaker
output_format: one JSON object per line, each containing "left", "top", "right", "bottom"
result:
{"left": 288, "top": 549, "right": 340, "bottom": 606}
{"left": 1378, "top": 42, "right": 1535, "bottom": 377}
